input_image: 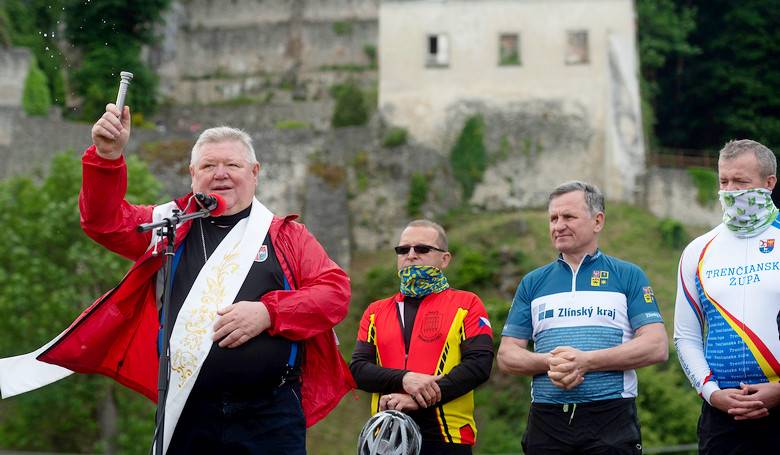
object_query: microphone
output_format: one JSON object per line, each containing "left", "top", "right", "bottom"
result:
{"left": 193, "top": 193, "right": 226, "bottom": 216}
{"left": 136, "top": 193, "right": 226, "bottom": 233}
{"left": 115, "top": 71, "right": 133, "bottom": 117}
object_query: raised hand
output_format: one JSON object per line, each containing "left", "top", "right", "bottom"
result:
{"left": 91, "top": 103, "right": 131, "bottom": 160}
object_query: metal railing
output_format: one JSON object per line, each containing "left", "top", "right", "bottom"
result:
{"left": 646, "top": 147, "right": 718, "bottom": 169}
{"left": 644, "top": 443, "right": 699, "bottom": 454}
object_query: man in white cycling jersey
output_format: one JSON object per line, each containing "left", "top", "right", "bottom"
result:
{"left": 674, "top": 139, "right": 780, "bottom": 454}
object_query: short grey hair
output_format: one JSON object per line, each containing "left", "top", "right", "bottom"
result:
{"left": 719, "top": 139, "right": 777, "bottom": 179}
{"left": 405, "top": 219, "right": 448, "bottom": 251}
{"left": 190, "top": 126, "right": 258, "bottom": 166}
{"left": 548, "top": 180, "right": 605, "bottom": 216}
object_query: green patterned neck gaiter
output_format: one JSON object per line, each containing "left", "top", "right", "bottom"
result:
{"left": 398, "top": 265, "right": 450, "bottom": 297}
{"left": 719, "top": 188, "right": 779, "bottom": 238}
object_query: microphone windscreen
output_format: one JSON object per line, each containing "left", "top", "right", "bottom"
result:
{"left": 209, "top": 193, "right": 227, "bottom": 217}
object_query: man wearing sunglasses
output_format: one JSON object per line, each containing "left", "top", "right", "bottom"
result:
{"left": 350, "top": 220, "right": 494, "bottom": 455}
{"left": 497, "top": 181, "right": 668, "bottom": 454}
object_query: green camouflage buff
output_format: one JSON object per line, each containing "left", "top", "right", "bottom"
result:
{"left": 398, "top": 265, "right": 450, "bottom": 297}
{"left": 719, "top": 188, "right": 779, "bottom": 238}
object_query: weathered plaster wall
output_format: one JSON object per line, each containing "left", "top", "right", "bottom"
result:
{"left": 0, "top": 48, "right": 31, "bottom": 108}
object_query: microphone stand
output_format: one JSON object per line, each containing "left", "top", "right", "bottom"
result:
{"left": 138, "top": 207, "right": 214, "bottom": 455}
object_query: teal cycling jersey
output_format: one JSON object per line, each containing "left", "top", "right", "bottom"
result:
{"left": 674, "top": 216, "right": 780, "bottom": 403}
{"left": 503, "top": 250, "right": 663, "bottom": 404}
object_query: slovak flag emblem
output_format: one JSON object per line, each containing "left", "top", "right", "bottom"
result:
{"left": 255, "top": 245, "right": 269, "bottom": 262}
{"left": 759, "top": 239, "right": 775, "bottom": 254}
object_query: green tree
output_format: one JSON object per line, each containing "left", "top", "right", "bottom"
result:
{"left": 64, "top": 0, "right": 170, "bottom": 48}
{"left": 64, "top": 0, "right": 170, "bottom": 120}
{"left": 0, "top": 152, "right": 162, "bottom": 453}
{"left": 71, "top": 45, "right": 159, "bottom": 122}
{"left": 447, "top": 246, "right": 498, "bottom": 289}
{"left": 687, "top": 166, "right": 718, "bottom": 206}
{"left": 406, "top": 172, "right": 428, "bottom": 217}
{"left": 0, "top": 7, "right": 12, "bottom": 46}
{"left": 331, "top": 82, "right": 369, "bottom": 128}
{"left": 658, "top": 218, "right": 688, "bottom": 249}
{"left": 655, "top": 1, "right": 780, "bottom": 150}
{"left": 382, "top": 127, "right": 408, "bottom": 148}
{"left": 450, "top": 115, "right": 487, "bottom": 201}
{"left": 636, "top": 362, "right": 700, "bottom": 449}
{"left": 3, "top": 0, "right": 66, "bottom": 105}
{"left": 636, "top": 0, "right": 698, "bottom": 147}
{"left": 21, "top": 56, "right": 51, "bottom": 116}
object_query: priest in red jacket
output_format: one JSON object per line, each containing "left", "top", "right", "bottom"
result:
{"left": 0, "top": 103, "right": 353, "bottom": 454}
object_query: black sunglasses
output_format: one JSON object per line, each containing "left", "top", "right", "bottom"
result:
{"left": 394, "top": 244, "right": 446, "bottom": 255}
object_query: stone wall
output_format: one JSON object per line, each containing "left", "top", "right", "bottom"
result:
{"left": 0, "top": 106, "right": 168, "bottom": 181}
{"left": 0, "top": 48, "right": 31, "bottom": 108}
{"left": 0, "top": 107, "right": 94, "bottom": 179}
{"left": 151, "top": 0, "right": 379, "bottom": 104}
{"left": 443, "top": 99, "right": 600, "bottom": 209}
{"left": 167, "top": 18, "right": 375, "bottom": 75}
{"left": 643, "top": 167, "right": 721, "bottom": 227}
{"left": 182, "top": 0, "right": 377, "bottom": 27}
{"left": 154, "top": 100, "right": 334, "bottom": 133}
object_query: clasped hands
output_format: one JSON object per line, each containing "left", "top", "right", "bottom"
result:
{"left": 711, "top": 383, "right": 780, "bottom": 421}
{"left": 379, "top": 372, "right": 443, "bottom": 412}
{"left": 546, "top": 346, "right": 591, "bottom": 390}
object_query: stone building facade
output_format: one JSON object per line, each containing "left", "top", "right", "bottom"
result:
{"left": 379, "top": 0, "right": 645, "bottom": 206}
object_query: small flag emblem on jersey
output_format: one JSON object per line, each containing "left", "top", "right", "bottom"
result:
{"left": 591, "top": 270, "right": 608, "bottom": 286}
{"left": 479, "top": 317, "right": 492, "bottom": 328}
{"left": 759, "top": 239, "right": 774, "bottom": 253}
{"left": 643, "top": 286, "right": 655, "bottom": 303}
{"left": 255, "top": 245, "right": 268, "bottom": 262}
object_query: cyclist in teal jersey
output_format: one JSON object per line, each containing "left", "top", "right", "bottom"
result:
{"left": 499, "top": 181, "right": 668, "bottom": 454}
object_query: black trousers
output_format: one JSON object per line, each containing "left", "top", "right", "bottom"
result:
{"left": 167, "top": 381, "right": 306, "bottom": 454}
{"left": 421, "top": 439, "right": 472, "bottom": 455}
{"left": 522, "top": 398, "right": 642, "bottom": 455}
{"left": 698, "top": 401, "right": 780, "bottom": 455}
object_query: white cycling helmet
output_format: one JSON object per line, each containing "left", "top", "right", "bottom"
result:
{"left": 357, "top": 410, "right": 422, "bottom": 455}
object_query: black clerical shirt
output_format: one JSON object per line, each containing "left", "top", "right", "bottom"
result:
{"left": 168, "top": 206, "right": 298, "bottom": 396}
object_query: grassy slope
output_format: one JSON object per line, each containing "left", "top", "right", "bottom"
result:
{"left": 307, "top": 203, "right": 707, "bottom": 454}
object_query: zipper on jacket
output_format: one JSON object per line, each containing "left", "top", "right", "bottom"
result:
{"left": 561, "top": 255, "right": 588, "bottom": 296}
{"left": 397, "top": 298, "right": 410, "bottom": 368}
